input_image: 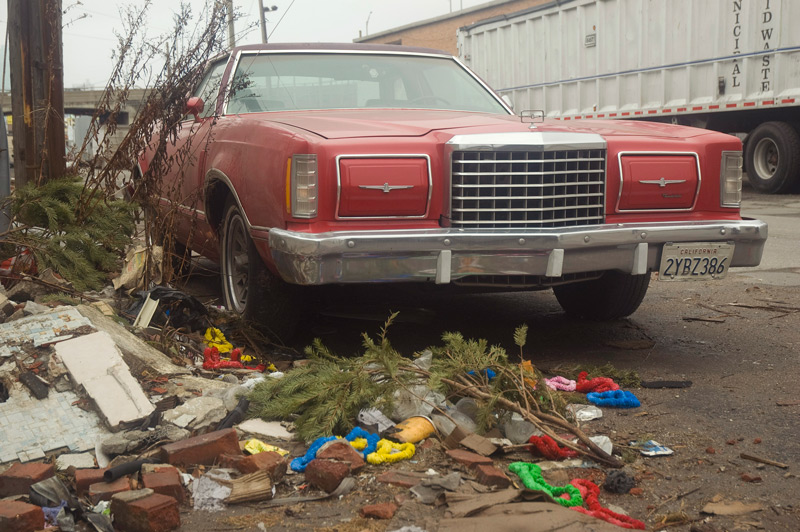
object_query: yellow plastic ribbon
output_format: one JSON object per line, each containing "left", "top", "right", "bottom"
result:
{"left": 367, "top": 439, "right": 415, "bottom": 465}
{"left": 204, "top": 327, "right": 233, "bottom": 354}
{"left": 244, "top": 438, "right": 290, "bottom": 457}
{"left": 350, "top": 437, "right": 367, "bottom": 451}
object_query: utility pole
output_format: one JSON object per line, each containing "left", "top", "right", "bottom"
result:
{"left": 7, "top": 0, "right": 66, "bottom": 188}
{"left": 225, "top": 0, "right": 236, "bottom": 49}
{"left": 258, "top": 2, "right": 278, "bottom": 44}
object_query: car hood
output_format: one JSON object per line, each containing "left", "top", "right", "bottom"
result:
{"left": 262, "top": 109, "right": 712, "bottom": 140}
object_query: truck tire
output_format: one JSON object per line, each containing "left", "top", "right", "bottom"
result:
{"left": 220, "top": 198, "right": 301, "bottom": 342}
{"left": 745, "top": 121, "right": 800, "bottom": 194}
{"left": 553, "top": 272, "right": 650, "bottom": 321}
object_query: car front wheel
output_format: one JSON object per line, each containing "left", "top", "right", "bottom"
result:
{"left": 220, "top": 199, "right": 301, "bottom": 341}
{"left": 552, "top": 272, "right": 650, "bottom": 320}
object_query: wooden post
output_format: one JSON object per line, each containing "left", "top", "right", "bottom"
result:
{"left": 7, "top": 0, "right": 66, "bottom": 188}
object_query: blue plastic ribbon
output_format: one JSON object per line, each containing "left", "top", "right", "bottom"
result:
{"left": 467, "top": 368, "right": 496, "bottom": 381}
{"left": 290, "top": 435, "right": 337, "bottom": 472}
{"left": 586, "top": 390, "right": 641, "bottom": 408}
{"left": 345, "top": 426, "right": 380, "bottom": 459}
{"left": 290, "top": 428, "right": 381, "bottom": 472}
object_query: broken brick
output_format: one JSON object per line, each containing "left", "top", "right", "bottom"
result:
{"left": 629, "top": 487, "right": 643, "bottom": 496}
{"left": 316, "top": 440, "right": 366, "bottom": 473}
{"left": 360, "top": 502, "right": 398, "bottom": 519}
{"left": 0, "top": 462, "right": 55, "bottom": 497}
{"left": 89, "top": 477, "right": 132, "bottom": 504}
{"left": 473, "top": 463, "right": 511, "bottom": 488}
{"left": 0, "top": 500, "right": 45, "bottom": 532}
{"left": 741, "top": 473, "right": 762, "bottom": 483}
{"left": 142, "top": 470, "right": 185, "bottom": 504}
{"left": 74, "top": 468, "right": 108, "bottom": 496}
{"left": 159, "top": 428, "right": 241, "bottom": 467}
{"left": 445, "top": 449, "right": 493, "bottom": 470}
{"left": 111, "top": 492, "right": 180, "bottom": 532}
{"left": 236, "top": 451, "right": 287, "bottom": 482}
{"left": 377, "top": 470, "right": 424, "bottom": 488}
{"left": 305, "top": 459, "right": 350, "bottom": 493}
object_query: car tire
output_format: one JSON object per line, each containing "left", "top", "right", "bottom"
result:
{"left": 745, "top": 121, "right": 800, "bottom": 194}
{"left": 553, "top": 272, "right": 650, "bottom": 320}
{"left": 220, "top": 198, "right": 301, "bottom": 341}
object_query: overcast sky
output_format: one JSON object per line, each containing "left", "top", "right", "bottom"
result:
{"left": 0, "top": 0, "right": 487, "bottom": 90}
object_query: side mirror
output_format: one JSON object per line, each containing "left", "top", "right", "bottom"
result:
{"left": 185, "top": 96, "right": 205, "bottom": 121}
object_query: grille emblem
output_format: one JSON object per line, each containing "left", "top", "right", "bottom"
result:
{"left": 359, "top": 183, "right": 414, "bottom": 193}
{"left": 639, "top": 178, "right": 686, "bottom": 187}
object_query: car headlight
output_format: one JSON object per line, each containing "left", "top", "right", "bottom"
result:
{"left": 720, "top": 151, "right": 742, "bottom": 208}
{"left": 290, "top": 154, "right": 318, "bottom": 218}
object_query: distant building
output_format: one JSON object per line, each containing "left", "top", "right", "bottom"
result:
{"left": 354, "top": 0, "right": 549, "bottom": 56}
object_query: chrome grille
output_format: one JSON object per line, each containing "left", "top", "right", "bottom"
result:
{"left": 450, "top": 149, "right": 606, "bottom": 228}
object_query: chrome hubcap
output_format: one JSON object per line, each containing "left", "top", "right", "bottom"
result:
{"left": 224, "top": 213, "right": 249, "bottom": 313}
{"left": 753, "top": 137, "right": 779, "bottom": 180}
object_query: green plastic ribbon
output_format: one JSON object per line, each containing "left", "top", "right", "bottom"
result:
{"left": 508, "top": 462, "right": 584, "bottom": 508}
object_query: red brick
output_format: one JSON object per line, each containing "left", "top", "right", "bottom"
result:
{"left": 218, "top": 453, "right": 245, "bottom": 470}
{"left": 111, "top": 493, "right": 180, "bottom": 532}
{"left": 0, "top": 463, "right": 55, "bottom": 497}
{"left": 473, "top": 464, "right": 510, "bottom": 488}
{"left": 89, "top": 477, "right": 132, "bottom": 504}
{"left": 377, "top": 470, "right": 424, "bottom": 488}
{"left": 360, "top": 502, "right": 398, "bottom": 519}
{"left": 74, "top": 468, "right": 108, "bottom": 497}
{"left": 316, "top": 441, "right": 366, "bottom": 474}
{"left": 236, "top": 451, "right": 287, "bottom": 482}
{"left": 159, "top": 428, "right": 241, "bottom": 467}
{"left": 305, "top": 459, "right": 350, "bottom": 493}
{"left": 0, "top": 500, "right": 45, "bottom": 532}
{"left": 142, "top": 471, "right": 185, "bottom": 504}
{"left": 445, "top": 449, "right": 493, "bottom": 469}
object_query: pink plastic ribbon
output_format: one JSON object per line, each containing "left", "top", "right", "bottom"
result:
{"left": 546, "top": 376, "right": 577, "bottom": 392}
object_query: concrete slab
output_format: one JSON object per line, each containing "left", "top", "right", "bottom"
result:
{"left": 55, "top": 331, "right": 155, "bottom": 430}
{"left": 56, "top": 453, "right": 97, "bottom": 470}
{"left": 236, "top": 419, "right": 294, "bottom": 441}
{"left": 77, "top": 305, "right": 190, "bottom": 378}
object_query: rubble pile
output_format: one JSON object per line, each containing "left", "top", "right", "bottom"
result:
{"left": 0, "top": 274, "right": 777, "bottom": 532}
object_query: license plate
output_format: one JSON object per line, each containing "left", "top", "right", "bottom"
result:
{"left": 658, "top": 243, "right": 734, "bottom": 281}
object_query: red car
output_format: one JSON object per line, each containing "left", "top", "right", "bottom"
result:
{"left": 138, "top": 43, "right": 767, "bottom": 338}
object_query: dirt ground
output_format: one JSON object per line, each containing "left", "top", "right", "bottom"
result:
{"left": 171, "top": 269, "right": 799, "bottom": 531}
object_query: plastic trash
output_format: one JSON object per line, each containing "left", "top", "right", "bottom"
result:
{"left": 589, "top": 435, "right": 613, "bottom": 455}
{"left": 567, "top": 404, "right": 603, "bottom": 421}
{"left": 454, "top": 397, "right": 479, "bottom": 421}
{"left": 502, "top": 412, "right": 542, "bottom": 444}
{"left": 431, "top": 409, "right": 477, "bottom": 437}
{"left": 391, "top": 385, "right": 445, "bottom": 421}
{"left": 244, "top": 438, "right": 289, "bottom": 456}
{"left": 388, "top": 416, "right": 436, "bottom": 443}
{"left": 358, "top": 407, "right": 396, "bottom": 433}
{"left": 635, "top": 440, "right": 674, "bottom": 457}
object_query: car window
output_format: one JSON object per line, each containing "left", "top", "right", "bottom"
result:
{"left": 192, "top": 60, "right": 228, "bottom": 118}
{"left": 225, "top": 53, "right": 508, "bottom": 114}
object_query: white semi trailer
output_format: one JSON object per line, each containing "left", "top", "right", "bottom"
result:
{"left": 457, "top": 0, "right": 800, "bottom": 193}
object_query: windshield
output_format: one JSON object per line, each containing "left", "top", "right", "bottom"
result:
{"left": 226, "top": 52, "right": 509, "bottom": 115}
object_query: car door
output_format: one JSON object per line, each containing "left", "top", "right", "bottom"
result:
{"left": 170, "top": 59, "right": 229, "bottom": 251}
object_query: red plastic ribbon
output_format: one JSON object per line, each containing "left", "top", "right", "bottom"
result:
{"left": 576, "top": 371, "right": 620, "bottom": 393}
{"left": 570, "top": 478, "right": 646, "bottom": 529}
{"left": 528, "top": 435, "right": 579, "bottom": 460}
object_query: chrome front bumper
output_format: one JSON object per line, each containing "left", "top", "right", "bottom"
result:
{"left": 268, "top": 219, "right": 767, "bottom": 285}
